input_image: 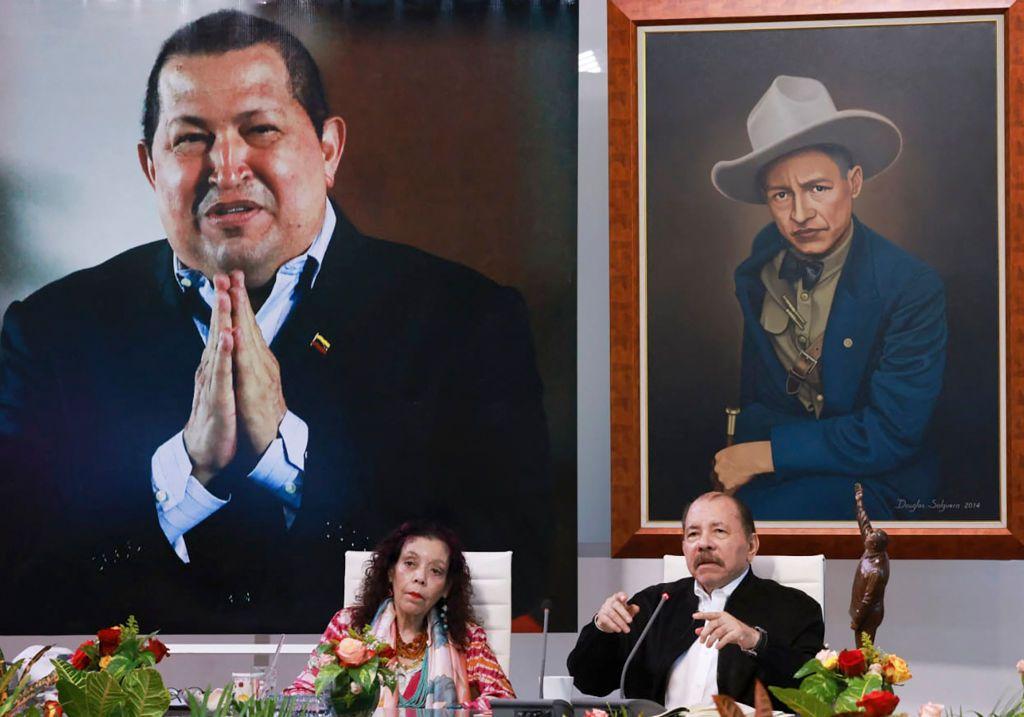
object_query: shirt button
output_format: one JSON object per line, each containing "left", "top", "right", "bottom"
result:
{"left": 284, "top": 482, "right": 297, "bottom": 495}
{"left": 816, "top": 394, "right": 824, "bottom": 402}
{"left": 180, "top": 277, "right": 192, "bottom": 288}
{"left": 799, "top": 291, "right": 809, "bottom": 301}
{"left": 155, "top": 490, "right": 168, "bottom": 503}
{"left": 797, "top": 335, "right": 808, "bottom": 347}
{"left": 843, "top": 337, "right": 854, "bottom": 348}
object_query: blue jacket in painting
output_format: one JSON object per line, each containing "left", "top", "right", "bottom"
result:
{"left": 732, "top": 216, "right": 947, "bottom": 519}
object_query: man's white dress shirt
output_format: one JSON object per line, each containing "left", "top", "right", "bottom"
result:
{"left": 663, "top": 567, "right": 750, "bottom": 709}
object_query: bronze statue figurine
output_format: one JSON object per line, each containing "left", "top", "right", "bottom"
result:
{"left": 850, "top": 482, "right": 889, "bottom": 647}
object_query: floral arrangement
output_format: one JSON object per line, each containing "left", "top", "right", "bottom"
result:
{"left": 52, "top": 616, "right": 171, "bottom": 717}
{"left": 770, "top": 634, "right": 911, "bottom": 717}
{"left": 0, "top": 646, "right": 60, "bottom": 717}
{"left": 312, "top": 625, "right": 397, "bottom": 714}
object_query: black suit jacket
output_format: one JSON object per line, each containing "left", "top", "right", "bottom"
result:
{"left": 567, "top": 571, "right": 824, "bottom": 709}
{"left": 0, "top": 209, "right": 552, "bottom": 633}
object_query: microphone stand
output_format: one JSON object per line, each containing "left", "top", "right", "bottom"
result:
{"left": 619, "top": 593, "right": 669, "bottom": 699}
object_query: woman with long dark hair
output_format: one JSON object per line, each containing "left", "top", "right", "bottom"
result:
{"left": 286, "top": 520, "right": 514, "bottom": 710}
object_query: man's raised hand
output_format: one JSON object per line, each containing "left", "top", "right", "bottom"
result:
{"left": 229, "top": 270, "right": 287, "bottom": 461}
{"left": 594, "top": 592, "right": 641, "bottom": 634}
{"left": 183, "top": 274, "right": 237, "bottom": 484}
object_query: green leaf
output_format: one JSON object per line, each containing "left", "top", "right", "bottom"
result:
{"left": 104, "top": 655, "right": 134, "bottom": 681}
{"left": 768, "top": 687, "right": 834, "bottom": 717}
{"left": 0, "top": 659, "right": 26, "bottom": 697}
{"left": 357, "top": 663, "right": 378, "bottom": 692}
{"left": 794, "top": 658, "right": 830, "bottom": 680}
{"left": 55, "top": 661, "right": 91, "bottom": 717}
{"left": 122, "top": 668, "right": 170, "bottom": 717}
{"left": 85, "top": 669, "right": 128, "bottom": 717}
{"left": 313, "top": 664, "right": 343, "bottom": 696}
{"left": 834, "top": 673, "right": 883, "bottom": 713}
{"left": 800, "top": 673, "right": 843, "bottom": 705}
{"left": 53, "top": 659, "right": 87, "bottom": 689}
{"left": 214, "top": 684, "right": 236, "bottom": 717}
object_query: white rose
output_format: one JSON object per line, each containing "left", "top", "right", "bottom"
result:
{"left": 919, "top": 702, "right": 945, "bottom": 717}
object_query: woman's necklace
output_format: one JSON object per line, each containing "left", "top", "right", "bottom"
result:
{"left": 395, "top": 630, "right": 427, "bottom": 662}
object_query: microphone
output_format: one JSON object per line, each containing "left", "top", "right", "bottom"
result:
{"left": 538, "top": 599, "right": 553, "bottom": 698}
{"left": 619, "top": 592, "right": 670, "bottom": 700}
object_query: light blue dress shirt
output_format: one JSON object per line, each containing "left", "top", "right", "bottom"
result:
{"left": 150, "top": 202, "right": 336, "bottom": 563}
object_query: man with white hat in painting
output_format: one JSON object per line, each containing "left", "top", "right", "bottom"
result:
{"left": 710, "top": 75, "right": 947, "bottom": 520}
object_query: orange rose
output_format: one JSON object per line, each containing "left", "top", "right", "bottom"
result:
{"left": 334, "top": 637, "right": 371, "bottom": 667}
{"left": 882, "top": 655, "right": 912, "bottom": 685}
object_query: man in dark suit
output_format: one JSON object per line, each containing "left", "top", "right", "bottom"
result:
{"left": 0, "top": 10, "right": 551, "bottom": 633}
{"left": 568, "top": 492, "right": 823, "bottom": 709}
{"left": 710, "top": 76, "right": 947, "bottom": 519}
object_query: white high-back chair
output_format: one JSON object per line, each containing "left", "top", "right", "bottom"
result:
{"left": 662, "top": 554, "right": 826, "bottom": 618}
{"left": 344, "top": 550, "right": 512, "bottom": 674}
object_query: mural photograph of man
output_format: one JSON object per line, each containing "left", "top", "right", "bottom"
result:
{"left": 0, "top": 9, "right": 558, "bottom": 633}
{"left": 710, "top": 75, "right": 948, "bottom": 520}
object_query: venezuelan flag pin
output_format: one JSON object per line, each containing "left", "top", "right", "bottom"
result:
{"left": 310, "top": 333, "right": 331, "bottom": 355}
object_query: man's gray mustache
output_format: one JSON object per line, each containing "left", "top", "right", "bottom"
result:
{"left": 694, "top": 553, "right": 723, "bottom": 567}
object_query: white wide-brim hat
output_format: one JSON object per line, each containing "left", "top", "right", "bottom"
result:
{"left": 711, "top": 75, "right": 903, "bottom": 204}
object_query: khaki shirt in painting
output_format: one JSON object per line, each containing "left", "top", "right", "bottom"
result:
{"left": 759, "top": 223, "right": 854, "bottom": 417}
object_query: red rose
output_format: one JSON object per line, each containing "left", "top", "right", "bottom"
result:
{"left": 377, "top": 644, "right": 396, "bottom": 661}
{"left": 43, "top": 701, "right": 63, "bottom": 717}
{"left": 97, "top": 626, "right": 122, "bottom": 657}
{"left": 69, "top": 641, "right": 95, "bottom": 670}
{"left": 857, "top": 690, "right": 900, "bottom": 717}
{"left": 143, "top": 638, "right": 170, "bottom": 663}
{"left": 837, "top": 648, "right": 867, "bottom": 677}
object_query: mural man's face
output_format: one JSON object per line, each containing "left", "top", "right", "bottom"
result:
{"left": 762, "top": 148, "right": 863, "bottom": 257}
{"left": 139, "top": 43, "right": 344, "bottom": 288}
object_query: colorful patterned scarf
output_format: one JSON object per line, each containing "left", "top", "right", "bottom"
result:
{"left": 369, "top": 599, "right": 472, "bottom": 709}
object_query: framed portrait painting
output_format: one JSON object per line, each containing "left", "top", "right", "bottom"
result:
{"left": 608, "top": 0, "right": 1024, "bottom": 558}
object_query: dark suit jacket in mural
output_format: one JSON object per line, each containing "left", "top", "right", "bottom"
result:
{"left": 732, "top": 217, "right": 947, "bottom": 520}
{"left": 567, "top": 571, "right": 824, "bottom": 710}
{"left": 0, "top": 209, "right": 551, "bottom": 633}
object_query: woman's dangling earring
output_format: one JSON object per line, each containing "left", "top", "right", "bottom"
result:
{"left": 439, "top": 597, "right": 449, "bottom": 631}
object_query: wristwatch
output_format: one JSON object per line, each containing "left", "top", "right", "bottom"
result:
{"left": 742, "top": 626, "right": 768, "bottom": 656}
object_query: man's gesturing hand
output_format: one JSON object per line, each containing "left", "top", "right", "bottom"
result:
{"left": 183, "top": 274, "right": 237, "bottom": 485}
{"left": 229, "top": 270, "right": 287, "bottom": 460}
{"left": 594, "top": 592, "right": 641, "bottom": 634}
{"left": 693, "top": 610, "right": 760, "bottom": 651}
